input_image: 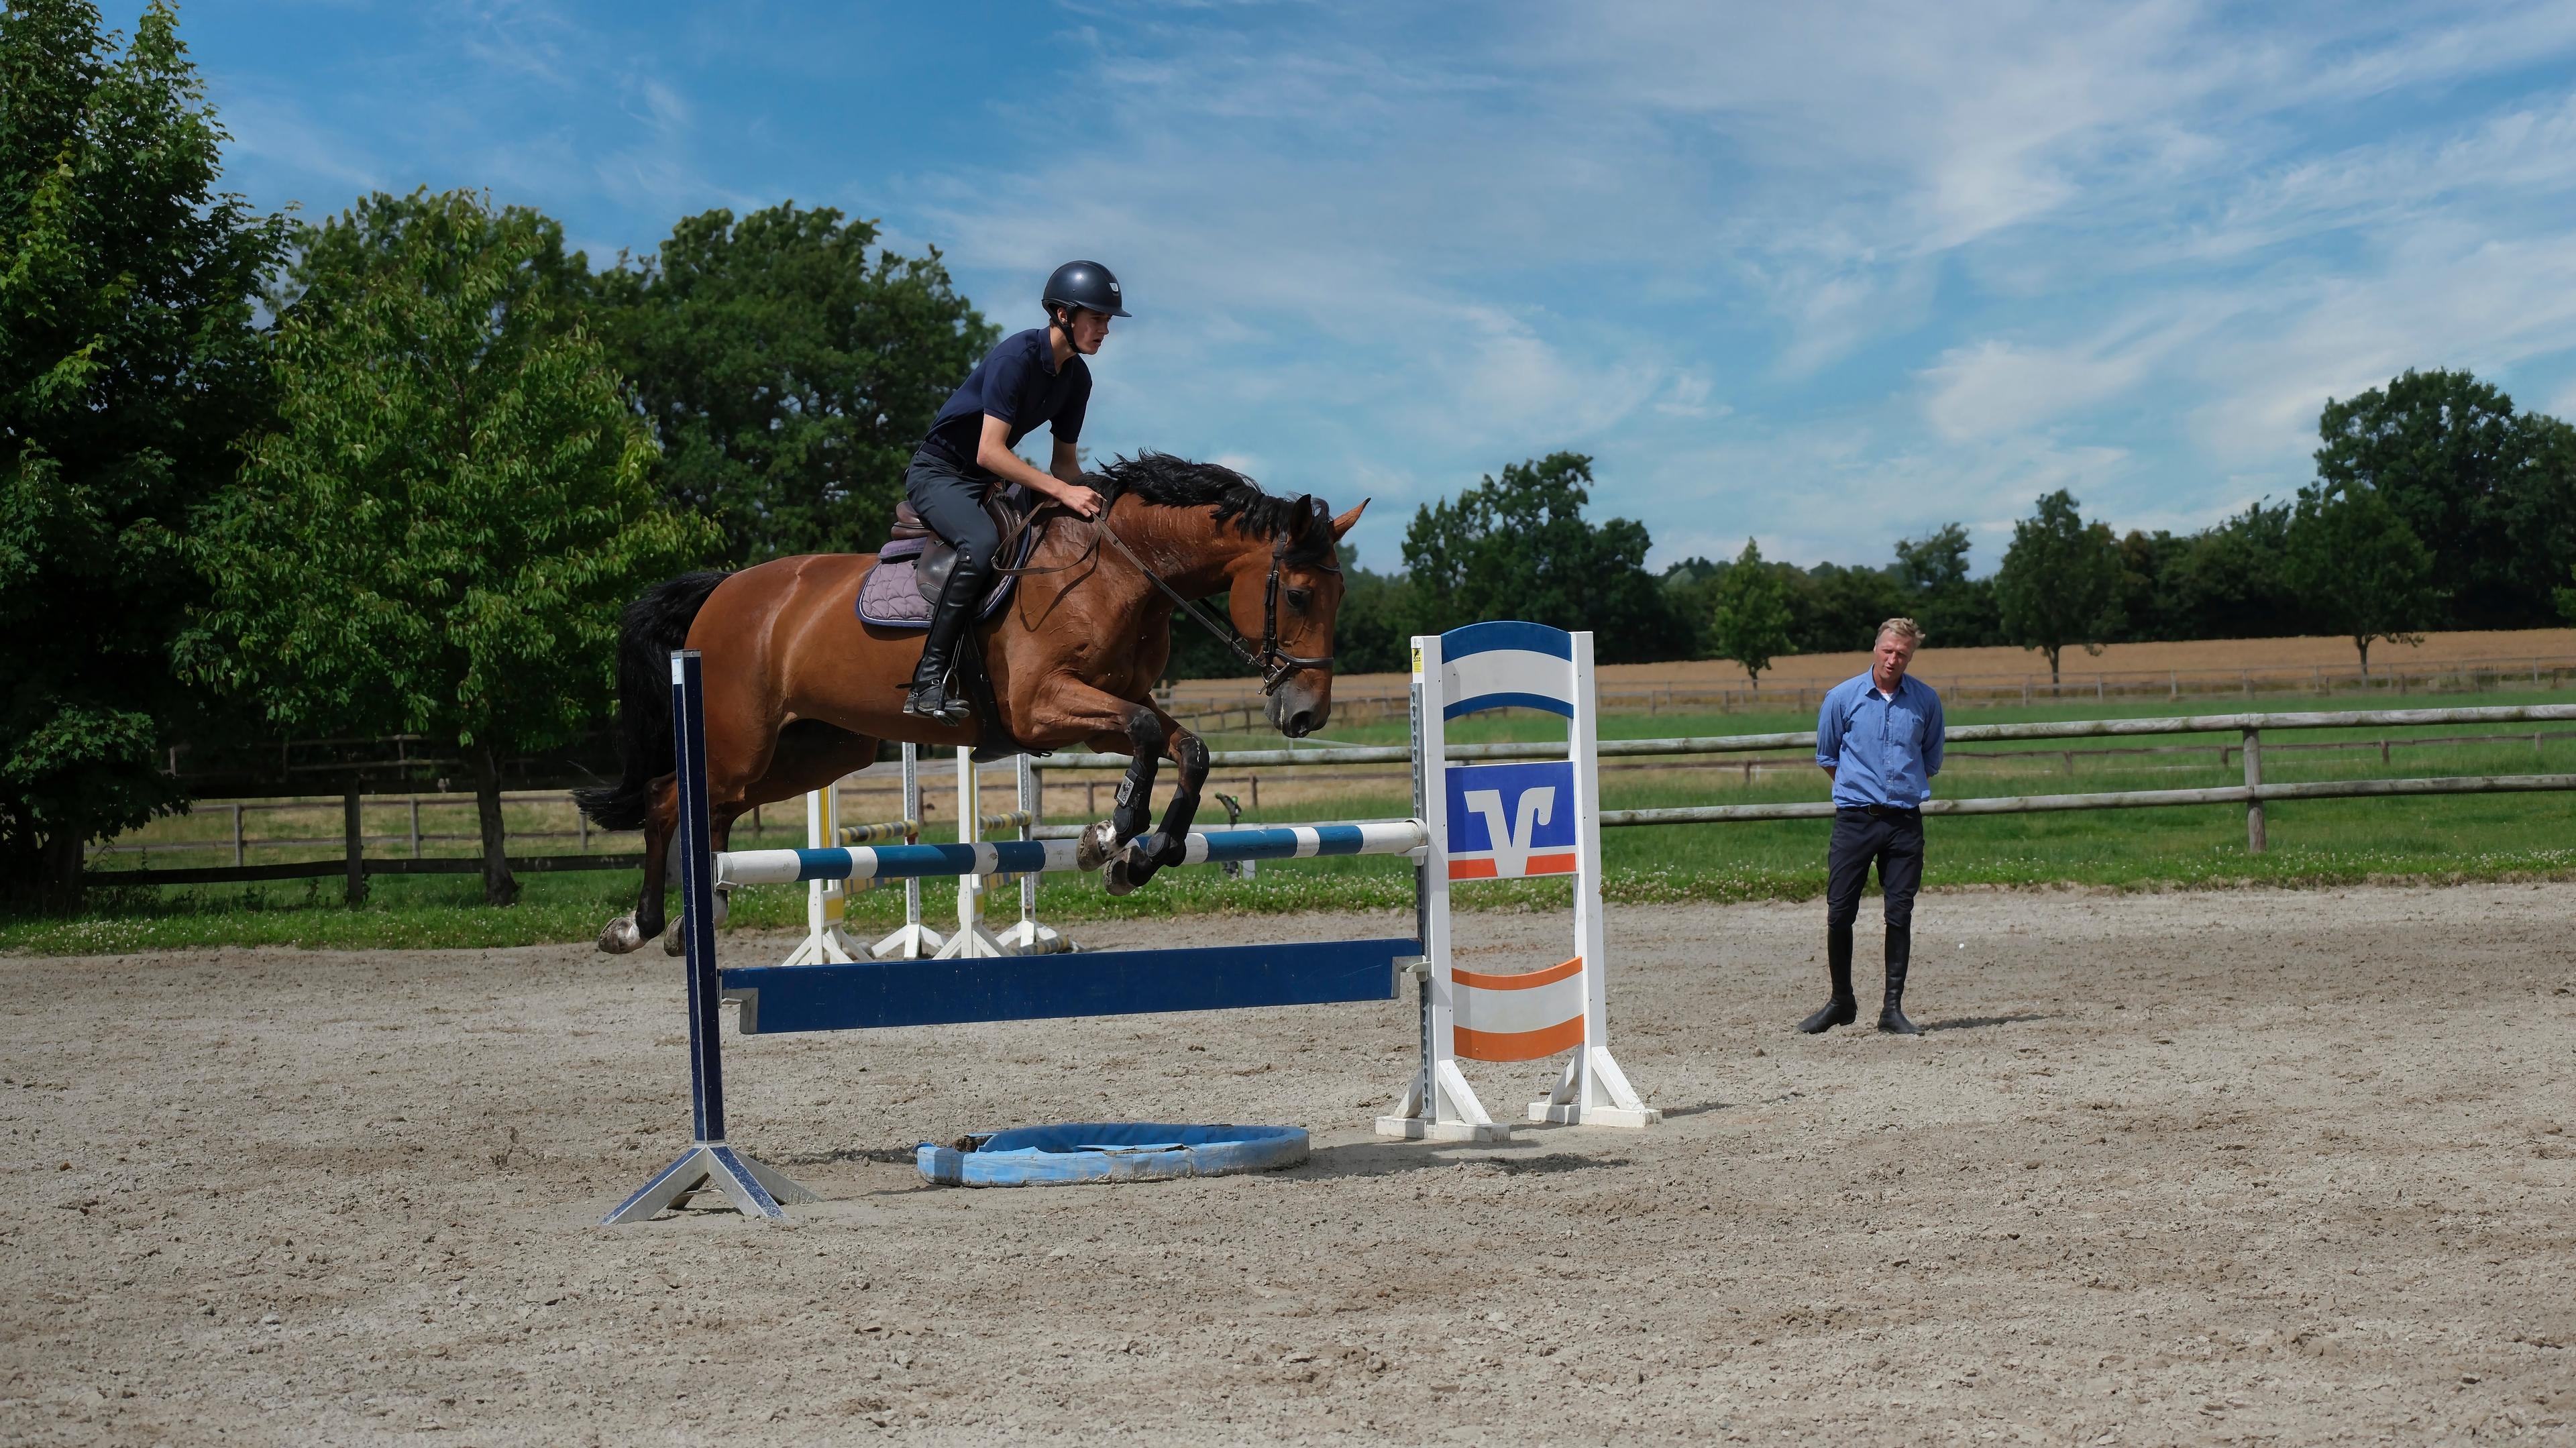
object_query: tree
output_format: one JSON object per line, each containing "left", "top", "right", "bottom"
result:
{"left": 2315, "top": 369, "right": 2576, "bottom": 629}
{"left": 184, "top": 190, "right": 717, "bottom": 905}
{"left": 1893, "top": 522, "right": 1999, "bottom": 648}
{"left": 2282, "top": 481, "right": 2440, "bottom": 677}
{"left": 0, "top": 0, "right": 286, "bottom": 910}
{"left": 1707, "top": 539, "right": 1794, "bottom": 687}
{"left": 1399, "top": 453, "right": 1669, "bottom": 661}
{"left": 584, "top": 204, "right": 998, "bottom": 563}
{"left": 1994, "top": 490, "right": 2123, "bottom": 684}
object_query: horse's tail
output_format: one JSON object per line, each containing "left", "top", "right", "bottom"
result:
{"left": 575, "top": 570, "right": 733, "bottom": 831}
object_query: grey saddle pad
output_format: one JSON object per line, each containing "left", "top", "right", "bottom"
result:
{"left": 855, "top": 533, "right": 1034, "bottom": 630}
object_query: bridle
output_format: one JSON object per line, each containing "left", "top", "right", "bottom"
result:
{"left": 1093, "top": 517, "right": 1338, "bottom": 696}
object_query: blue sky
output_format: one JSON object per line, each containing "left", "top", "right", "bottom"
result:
{"left": 184, "top": 1, "right": 2576, "bottom": 575}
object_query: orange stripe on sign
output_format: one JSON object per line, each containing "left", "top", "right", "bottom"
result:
{"left": 1447, "top": 858, "right": 1498, "bottom": 880}
{"left": 1456, "top": 1015, "right": 1586, "bottom": 1062}
{"left": 1451, "top": 955, "right": 1584, "bottom": 992}
{"left": 1521, "top": 853, "right": 1578, "bottom": 875}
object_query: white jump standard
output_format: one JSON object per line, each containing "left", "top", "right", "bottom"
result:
{"left": 1378, "top": 621, "right": 1661, "bottom": 1141}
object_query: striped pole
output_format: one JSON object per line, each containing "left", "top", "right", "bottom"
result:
{"left": 716, "top": 820, "right": 1429, "bottom": 889}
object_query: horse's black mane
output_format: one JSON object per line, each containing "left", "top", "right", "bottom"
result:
{"left": 1091, "top": 451, "right": 1330, "bottom": 561}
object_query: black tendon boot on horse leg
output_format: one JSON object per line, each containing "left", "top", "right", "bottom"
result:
{"left": 1800, "top": 922, "right": 1860, "bottom": 1033}
{"left": 1079, "top": 707, "right": 1164, "bottom": 883}
{"left": 1880, "top": 924, "right": 1920, "bottom": 1034}
{"left": 1110, "top": 726, "right": 1209, "bottom": 895}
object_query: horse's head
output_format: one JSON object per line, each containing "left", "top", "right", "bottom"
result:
{"left": 1224, "top": 496, "right": 1366, "bottom": 738}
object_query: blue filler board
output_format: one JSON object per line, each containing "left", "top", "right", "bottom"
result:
{"left": 720, "top": 937, "right": 1419, "bottom": 1036}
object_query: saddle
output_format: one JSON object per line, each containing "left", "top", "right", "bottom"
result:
{"left": 857, "top": 485, "right": 1046, "bottom": 629}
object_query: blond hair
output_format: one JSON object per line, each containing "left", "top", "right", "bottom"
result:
{"left": 1876, "top": 617, "right": 1926, "bottom": 648}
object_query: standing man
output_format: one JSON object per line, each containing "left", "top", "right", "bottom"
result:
{"left": 1801, "top": 618, "right": 1944, "bottom": 1036}
{"left": 901, "top": 261, "right": 1126, "bottom": 724}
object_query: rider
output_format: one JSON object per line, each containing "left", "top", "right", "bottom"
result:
{"left": 901, "top": 261, "right": 1124, "bottom": 724}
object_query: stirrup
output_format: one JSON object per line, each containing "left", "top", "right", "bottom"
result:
{"left": 903, "top": 677, "right": 969, "bottom": 725}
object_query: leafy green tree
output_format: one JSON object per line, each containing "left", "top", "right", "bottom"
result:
{"left": 2282, "top": 482, "right": 2440, "bottom": 677}
{"left": 1783, "top": 561, "right": 1904, "bottom": 655}
{"left": 1707, "top": 539, "right": 1794, "bottom": 687}
{"left": 1399, "top": 452, "right": 1668, "bottom": 661}
{"left": 1994, "top": 490, "right": 2123, "bottom": 684}
{"left": 1893, "top": 522, "right": 1999, "bottom": 647}
{"left": 184, "top": 190, "right": 717, "bottom": 905}
{"left": 0, "top": 0, "right": 286, "bottom": 910}
{"left": 2316, "top": 369, "right": 2576, "bottom": 628}
{"left": 584, "top": 204, "right": 998, "bottom": 563}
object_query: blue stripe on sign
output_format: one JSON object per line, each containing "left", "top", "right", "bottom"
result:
{"left": 1197, "top": 828, "right": 1307, "bottom": 863}
{"left": 1311, "top": 824, "right": 1366, "bottom": 855}
{"left": 794, "top": 847, "right": 853, "bottom": 882}
{"left": 1441, "top": 620, "right": 1573, "bottom": 661}
{"left": 1444, "top": 690, "right": 1577, "bottom": 720}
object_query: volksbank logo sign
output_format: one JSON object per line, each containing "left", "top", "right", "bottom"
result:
{"left": 1444, "top": 761, "right": 1578, "bottom": 881}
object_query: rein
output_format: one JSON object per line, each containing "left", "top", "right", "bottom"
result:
{"left": 989, "top": 490, "right": 1337, "bottom": 695}
{"left": 1091, "top": 516, "right": 1338, "bottom": 696}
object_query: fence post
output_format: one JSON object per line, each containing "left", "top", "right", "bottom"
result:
{"left": 2241, "top": 728, "right": 2266, "bottom": 855}
{"left": 231, "top": 803, "right": 245, "bottom": 868}
{"left": 343, "top": 791, "right": 368, "bottom": 905}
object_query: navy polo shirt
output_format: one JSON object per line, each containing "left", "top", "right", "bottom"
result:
{"left": 922, "top": 327, "right": 1091, "bottom": 475}
{"left": 1815, "top": 671, "right": 1945, "bottom": 809}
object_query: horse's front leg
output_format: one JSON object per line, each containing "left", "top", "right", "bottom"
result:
{"left": 600, "top": 775, "right": 676, "bottom": 954}
{"left": 1108, "top": 714, "right": 1208, "bottom": 895}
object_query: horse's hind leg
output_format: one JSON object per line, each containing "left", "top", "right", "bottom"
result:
{"left": 599, "top": 775, "right": 678, "bottom": 954}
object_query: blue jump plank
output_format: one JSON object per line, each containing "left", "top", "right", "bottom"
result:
{"left": 719, "top": 938, "right": 1419, "bottom": 1036}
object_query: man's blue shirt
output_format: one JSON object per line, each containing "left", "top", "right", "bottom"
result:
{"left": 1815, "top": 671, "right": 1945, "bottom": 809}
{"left": 922, "top": 327, "right": 1091, "bottom": 476}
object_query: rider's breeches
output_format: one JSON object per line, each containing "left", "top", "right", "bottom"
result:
{"left": 904, "top": 449, "right": 1000, "bottom": 605}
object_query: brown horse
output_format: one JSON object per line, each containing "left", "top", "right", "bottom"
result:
{"left": 575, "top": 454, "right": 1364, "bottom": 954}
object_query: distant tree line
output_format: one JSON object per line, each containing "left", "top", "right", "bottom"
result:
{"left": 1269, "top": 366, "right": 2575, "bottom": 687}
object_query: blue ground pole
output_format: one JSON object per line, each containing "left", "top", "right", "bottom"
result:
{"left": 600, "top": 651, "right": 814, "bottom": 1225}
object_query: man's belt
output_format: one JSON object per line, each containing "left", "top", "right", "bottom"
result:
{"left": 1839, "top": 803, "right": 1920, "bottom": 820}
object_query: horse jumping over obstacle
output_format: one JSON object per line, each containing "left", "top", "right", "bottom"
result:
{"left": 574, "top": 455, "right": 1366, "bottom": 955}
{"left": 604, "top": 622, "right": 1656, "bottom": 1225}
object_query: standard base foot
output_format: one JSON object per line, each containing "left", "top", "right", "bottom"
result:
{"left": 601, "top": 1142, "right": 816, "bottom": 1225}
{"left": 1527, "top": 1103, "right": 1664, "bottom": 1128}
{"left": 1374, "top": 1115, "right": 1513, "bottom": 1143}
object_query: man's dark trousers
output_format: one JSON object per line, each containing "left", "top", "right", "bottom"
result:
{"left": 1807, "top": 805, "right": 1923, "bottom": 1033}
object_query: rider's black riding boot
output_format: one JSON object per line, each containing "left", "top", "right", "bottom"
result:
{"left": 1879, "top": 924, "right": 1921, "bottom": 1035}
{"left": 904, "top": 564, "right": 980, "bottom": 725}
{"left": 1799, "top": 922, "right": 1859, "bottom": 1033}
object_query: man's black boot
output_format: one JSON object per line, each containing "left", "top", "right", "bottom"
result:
{"left": 1880, "top": 924, "right": 1921, "bottom": 1035}
{"left": 903, "top": 567, "right": 979, "bottom": 725}
{"left": 1799, "top": 922, "right": 1858, "bottom": 1033}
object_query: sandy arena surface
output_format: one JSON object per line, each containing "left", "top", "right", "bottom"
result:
{"left": 6, "top": 883, "right": 2574, "bottom": 1445}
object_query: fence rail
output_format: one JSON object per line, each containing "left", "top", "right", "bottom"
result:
{"left": 83, "top": 704, "right": 2576, "bottom": 891}
{"left": 1168, "top": 655, "right": 2576, "bottom": 730}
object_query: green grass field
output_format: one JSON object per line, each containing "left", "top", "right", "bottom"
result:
{"left": 18, "top": 686, "right": 2575, "bottom": 955}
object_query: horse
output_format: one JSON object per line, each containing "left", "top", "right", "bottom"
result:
{"left": 574, "top": 453, "right": 1365, "bottom": 954}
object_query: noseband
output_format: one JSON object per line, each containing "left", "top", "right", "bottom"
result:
{"left": 1096, "top": 525, "right": 1337, "bottom": 696}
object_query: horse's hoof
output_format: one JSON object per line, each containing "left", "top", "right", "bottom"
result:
{"left": 663, "top": 916, "right": 688, "bottom": 956}
{"left": 1075, "top": 820, "right": 1120, "bottom": 873}
{"left": 1104, "top": 857, "right": 1139, "bottom": 897}
{"left": 597, "top": 915, "right": 645, "bottom": 954}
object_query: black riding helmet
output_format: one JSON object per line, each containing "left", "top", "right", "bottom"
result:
{"left": 1042, "top": 260, "right": 1130, "bottom": 320}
